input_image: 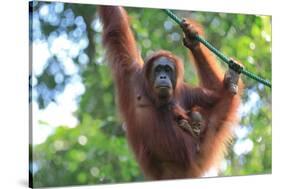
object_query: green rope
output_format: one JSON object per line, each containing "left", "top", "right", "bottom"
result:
{"left": 163, "top": 9, "right": 272, "bottom": 88}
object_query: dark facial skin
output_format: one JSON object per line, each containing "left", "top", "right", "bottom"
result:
{"left": 151, "top": 57, "right": 176, "bottom": 100}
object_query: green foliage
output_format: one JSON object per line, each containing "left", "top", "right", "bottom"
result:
{"left": 33, "top": 114, "right": 141, "bottom": 187}
{"left": 30, "top": 1, "right": 272, "bottom": 187}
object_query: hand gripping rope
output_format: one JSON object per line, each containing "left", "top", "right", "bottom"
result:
{"left": 163, "top": 9, "right": 271, "bottom": 88}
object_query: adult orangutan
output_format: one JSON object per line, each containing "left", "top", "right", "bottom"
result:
{"left": 98, "top": 6, "right": 243, "bottom": 179}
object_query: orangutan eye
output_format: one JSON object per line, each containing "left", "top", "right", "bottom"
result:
{"left": 165, "top": 66, "right": 172, "bottom": 73}
{"left": 155, "top": 66, "right": 161, "bottom": 73}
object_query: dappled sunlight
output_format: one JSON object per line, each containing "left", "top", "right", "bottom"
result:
{"left": 33, "top": 75, "right": 85, "bottom": 144}
{"left": 33, "top": 102, "right": 78, "bottom": 144}
{"left": 29, "top": 1, "right": 272, "bottom": 187}
{"left": 78, "top": 135, "right": 88, "bottom": 146}
{"left": 239, "top": 89, "right": 261, "bottom": 117}
{"left": 234, "top": 138, "right": 254, "bottom": 156}
{"left": 31, "top": 1, "right": 89, "bottom": 146}
{"left": 32, "top": 41, "right": 50, "bottom": 76}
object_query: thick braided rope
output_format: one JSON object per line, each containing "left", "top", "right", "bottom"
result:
{"left": 163, "top": 9, "right": 271, "bottom": 88}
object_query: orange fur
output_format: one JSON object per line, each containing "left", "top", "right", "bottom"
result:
{"left": 99, "top": 6, "right": 242, "bottom": 179}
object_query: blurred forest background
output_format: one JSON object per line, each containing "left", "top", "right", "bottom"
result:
{"left": 29, "top": 1, "right": 272, "bottom": 187}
